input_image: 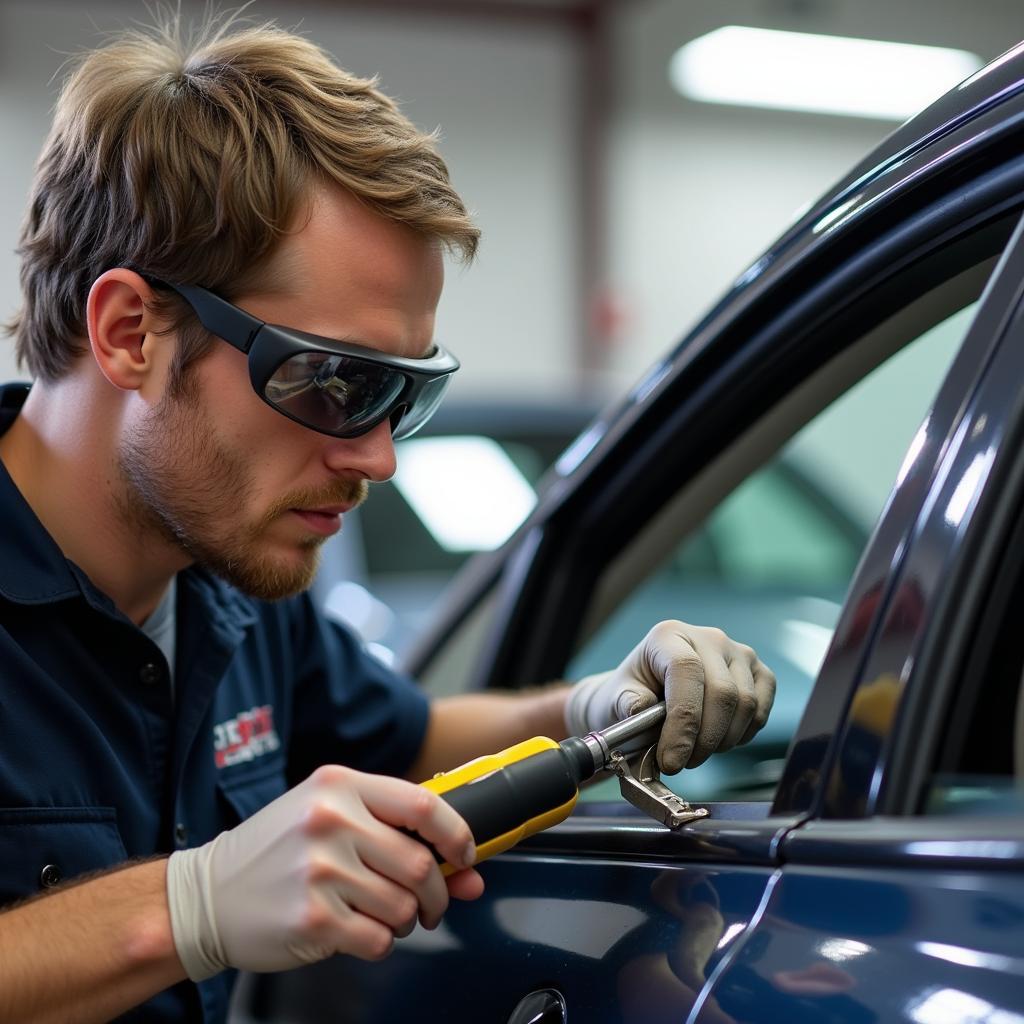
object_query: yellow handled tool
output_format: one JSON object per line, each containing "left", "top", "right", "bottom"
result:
{"left": 421, "top": 701, "right": 704, "bottom": 874}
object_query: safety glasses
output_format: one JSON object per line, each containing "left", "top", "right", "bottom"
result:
{"left": 151, "top": 280, "right": 459, "bottom": 440}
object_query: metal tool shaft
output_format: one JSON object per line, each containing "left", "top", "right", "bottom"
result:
{"left": 576, "top": 701, "right": 666, "bottom": 775}
{"left": 598, "top": 702, "right": 666, "bottom": 751}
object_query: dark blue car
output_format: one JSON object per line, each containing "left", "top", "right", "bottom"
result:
{"left": 236, "top": 38, "right": 1024, "bottom": 1024}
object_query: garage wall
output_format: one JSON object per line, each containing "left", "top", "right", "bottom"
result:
{"left": 602, "top": 0, "right": 1024, "bottom": 384}
{"left": 1, "top": 0, "right": 1023, "bottom": 405}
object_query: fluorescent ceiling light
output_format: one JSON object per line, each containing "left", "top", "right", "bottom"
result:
{"left": 393, "top": 436, "right": 537, "bottom": 552}
{"left": 670, "top": 27, "right": 984, "bottom": 121}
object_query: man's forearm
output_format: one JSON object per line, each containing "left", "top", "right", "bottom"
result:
{"left": 0, "top": 857, "right": 187, "bottom": 1024}
{"left": 406, "top": 685, "right": 571, "bottom": 782}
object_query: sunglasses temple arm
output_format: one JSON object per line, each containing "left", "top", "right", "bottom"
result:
{"left": 164, "top": 282, "right": 264, "bottom": 353}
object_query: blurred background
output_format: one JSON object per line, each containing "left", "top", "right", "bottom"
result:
{"left": 1, "top": 0, "right": 1022, "bottom": 663}
{"left": 3, "top": 0, "right": 1021, "bottom": 396}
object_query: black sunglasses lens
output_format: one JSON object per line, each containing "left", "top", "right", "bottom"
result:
{"left": 264, "top": 352, "right": 406, "bottom": 437}
{"left": 391, "top": 374, "right": 452, "bottom": 440}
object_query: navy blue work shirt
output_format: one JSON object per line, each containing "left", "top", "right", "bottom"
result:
{"left": 0, "top": 383, "right": 431, "bottom": 1022}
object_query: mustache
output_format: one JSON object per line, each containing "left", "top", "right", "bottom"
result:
{"left": 262, "top": 478, "right": 369, "bottom": 526}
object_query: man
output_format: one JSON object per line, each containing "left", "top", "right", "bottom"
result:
{"left": 0, "top": 16, "right": 775, "bottom": 1023}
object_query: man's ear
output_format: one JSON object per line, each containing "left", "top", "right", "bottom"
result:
{"left": 86, "top": 269, "right": 165, "bottom": 391}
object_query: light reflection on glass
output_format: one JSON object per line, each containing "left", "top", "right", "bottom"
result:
{"left": 779, "top": 619, "right": 833, "bottom": 678}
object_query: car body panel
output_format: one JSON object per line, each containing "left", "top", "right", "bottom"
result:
{"left": 705, "top": 862, "right": 1024, "bottom": 1024}
{"left": 255, "top": 855, "right": 781, "bottom": 1024}
{"left": 707, "top": 819, "right": 1024, "bottom": 1024}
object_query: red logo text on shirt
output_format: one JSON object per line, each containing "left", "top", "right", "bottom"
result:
{"left": 213, "top": 705, "right": 280, "bottom": 769}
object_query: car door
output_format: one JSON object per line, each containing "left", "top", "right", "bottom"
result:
{"left": 233, "top": 70, "right": 1024, "bottom": 1024}
{"left": 698, "top": 214, "right": 1024, "bottom": 1024}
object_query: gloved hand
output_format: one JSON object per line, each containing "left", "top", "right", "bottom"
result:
{"left": 564, "top": 620, "right": 776, "bottom": 773}
{"left": 166, "top": 764, "right": 482, "bottom": 980}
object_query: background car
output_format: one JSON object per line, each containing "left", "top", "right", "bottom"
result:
{"left": 234, "top": 40, "right": 1024, "bottom": 1024}
{"left": 312, "top": 400, "right": 596, "bottom": 662}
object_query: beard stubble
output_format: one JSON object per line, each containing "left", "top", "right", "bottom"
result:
{"left": 116, "top": 384, "right": 367, "bottom": 600}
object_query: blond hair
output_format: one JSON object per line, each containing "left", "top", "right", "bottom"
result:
{"left": 9, "top": 13, "right": 478, "bottom": 381}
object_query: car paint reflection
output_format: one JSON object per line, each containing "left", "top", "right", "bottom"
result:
{"left": 906, "top": 987, "right": 1024, "bottom": 1024}
{"left": 914, "top": 941, "right": 1024, "bottom": 973}
{"left": 492, "top": 898, "right": 647, "bottom": 960}
{"left": 270, "top": 858, "right": 776, "bottom": 1022}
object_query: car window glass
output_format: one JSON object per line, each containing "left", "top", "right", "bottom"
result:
{"left": 569, "top": 302, "right": 977, "bottom": 804}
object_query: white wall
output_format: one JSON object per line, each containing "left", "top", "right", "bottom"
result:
{"left": 0, "top": 0, "right": 581, "bottom": 398}
{"left": 601, "top": 0, "right": 1024, "bottom": 385}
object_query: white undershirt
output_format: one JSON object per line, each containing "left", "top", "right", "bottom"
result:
{"left": 141, "top": 575, "right": 177, "bottom": 694}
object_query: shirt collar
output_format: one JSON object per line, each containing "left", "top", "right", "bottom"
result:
{"left": 0, "top": 383, "right": 82, "bottom": 604}
{"left": 0, "top": 382, "right": 257, "bottom": 630}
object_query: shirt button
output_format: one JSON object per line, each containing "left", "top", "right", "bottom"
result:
{"left": 139, "top": 662, "right": 162, "bottom": 687}
{"left": 39, "top": 864, "right": 62, "bottom": 889}
{"left": 174, "top": 823, "right": 188, "bottom": 847}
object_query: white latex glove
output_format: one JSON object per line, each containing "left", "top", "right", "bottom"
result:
{"left": 564, "top": 620, "right": 776, "bottom": 774}
{"left": 166, "top": 764, "right": 481, "bottom": 980}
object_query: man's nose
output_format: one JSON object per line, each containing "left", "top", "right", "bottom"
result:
{"left": 321, "top": 418, "right": 397, "bottom": 482}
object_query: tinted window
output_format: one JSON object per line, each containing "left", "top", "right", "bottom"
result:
{"left": 570, "top": 304, "right": 975, "bottom": 802}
